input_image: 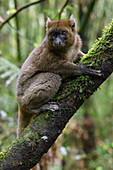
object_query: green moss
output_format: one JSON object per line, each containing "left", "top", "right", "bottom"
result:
{"left": 36, "top": 139, "right": 40, "bottom": 143}
{"left": 0, "top": 145, "right": 12, "bottom": 162}
{"left": 81, "top": 19, "right": 113, "bottom": 66}
{"left": 38, "top": 129, "right": 43, "bottom": 136}
{"left": 19, "top": 162, "right": 23, "bottom": 165}
{"left": 54, "top": 74, "right": 92, "bottom": 103}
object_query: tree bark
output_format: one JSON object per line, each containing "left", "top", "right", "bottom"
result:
{"left": 0, "top": 20, "right": 113, "bottom": 170}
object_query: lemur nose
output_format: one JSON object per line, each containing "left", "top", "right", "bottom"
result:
{"left": 58, "top": 41, "right": 61, "bottom": 45}
{"left": 56, "top": 37, "right": 62, "bottom": 46}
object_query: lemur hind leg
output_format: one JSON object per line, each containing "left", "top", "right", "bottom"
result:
{"left": 17, "top": 72, "right": 62, "bottom": 114}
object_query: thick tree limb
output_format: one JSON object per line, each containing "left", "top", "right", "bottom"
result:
{"left": 0, "top": 0, "right": 45, "bottom": 29}
{"left": 0, "top": 20, "right": 113, "bottom": 170}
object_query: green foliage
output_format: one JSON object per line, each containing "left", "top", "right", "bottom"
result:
{"left": 43, "top": 9, "right": 53, "bottom": 16}
{"left": 66, "top": 5, "right": 73, "bottom": 11}
{"left": 0, "top": 58, "right": 20, "bottom": 86}
{"left": 7, "top": 8, "right": 17, "bottom": 15}
{"left": 89, "top": 144, "right": 113, "bottom": 170}
{"left": 87, "top": 0, "right": 113, "bottom": 48}
{"left": 0, "top": 58, "right": 19, "bottom": 114}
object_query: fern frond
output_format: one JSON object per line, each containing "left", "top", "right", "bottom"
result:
{"left": 0, "top": 58, "right": 20, "bottom": 86}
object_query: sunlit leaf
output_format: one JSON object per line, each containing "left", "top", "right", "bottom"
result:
{"left": 6, "top": 9, "right": 17, "bottom": 15}
{"left": 66, "top": 5, "right": 73, "bottom": 10}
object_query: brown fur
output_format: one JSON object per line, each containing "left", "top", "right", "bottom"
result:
{"left": 16, "top": 15, "right": 101, "bottom": 169}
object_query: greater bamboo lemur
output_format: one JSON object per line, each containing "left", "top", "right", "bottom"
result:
{"left": 16, "top": 15, "right": 101, "bottom": 138}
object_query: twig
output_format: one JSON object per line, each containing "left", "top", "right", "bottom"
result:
{"left": 58, "top": 0, "right": 70, "bottom": 19}
{"left": 0, "top": 0, "right": 45, "bottom": 29}
{"left": 14, "top": 0, "right": 21, "bottom": 61}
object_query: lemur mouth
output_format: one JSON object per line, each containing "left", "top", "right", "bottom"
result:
{"left": 53, "top": 42, "right": 65, "bottom": 48}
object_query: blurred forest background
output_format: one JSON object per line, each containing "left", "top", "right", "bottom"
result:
{"left": 0, "top": 0, "right": 113, "bottom": 170}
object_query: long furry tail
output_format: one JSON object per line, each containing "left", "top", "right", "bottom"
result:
{"left": 17, "top": 106, "right": 33, "bottom": 138}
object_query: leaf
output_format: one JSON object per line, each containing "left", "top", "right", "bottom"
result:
{"left": 66, "top": 5, "right": 73, "bottom": 10}
{"left": 33, "top": 43, "right": 38, "bottom": 47}
{"left": 6, "top": 73, "right": 18, "bottom": 86}
{"left": 55, "top": 10, "right": 59, "bottom": 14}
{"left": 0, "top": 70, "right": 14, "bottom": 79}
{"left": 96, "top": 166, "right": 103, "bottom": 170}
{"left": 7, "top": 110, "right": 14, "bottom": 116}
{"left": 43, "top": 9, "right": 52, "bottom": 15}
{"left": 6, "top": 9, "right": 17, "bottom": 15}
{"left": 0, "top": 58, "right": 20, "bottom": 86}
{"left": 0, "top": 58, "right": 19, "bottom": 72}
{"left": 55, "top": 15, "right": 59, "bottom": 20}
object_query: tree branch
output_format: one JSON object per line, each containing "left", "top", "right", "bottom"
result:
{"left": 79, "top": 0, "right": 96, "bottom": 34}
{"left": 0, "top": 20, "right": 113, "bottom": 169}
{"left": 0, "top": 0, "right": 45, "bottom": 29}
{"left": 14, "top": 0, "right": 21, "bottom": 61}
{"left": 58, "top": 0, "right": 70, "bottom": 19}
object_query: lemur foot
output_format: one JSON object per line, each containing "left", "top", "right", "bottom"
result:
{"left": 40, "top": 102, "right": 59, "bottom": 112}
{"left": 32, "top": 102, "right": 59, "bottom": 114}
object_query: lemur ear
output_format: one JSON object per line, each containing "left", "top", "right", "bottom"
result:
{"left": 46, "top": 17, "right": 51, "bottom": 28}
{"left": 69, "top": 15, "right": 77, "bottom": 31}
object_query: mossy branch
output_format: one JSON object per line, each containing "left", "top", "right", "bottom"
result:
{"left": 0, "top": 20, "right": 113, "bottom": 170}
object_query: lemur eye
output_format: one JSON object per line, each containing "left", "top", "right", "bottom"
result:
{"left": 61, "top": 31, "right": 67, "bottom": 36}
{"left": 50, "top": 32, "right": 55, "bottom": 37}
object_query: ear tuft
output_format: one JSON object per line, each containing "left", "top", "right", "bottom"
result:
{"left": 46, "top": 17, "right": 51, "bottom": 28}
{"left": 69, "top": 15, "right": 77, "bottom": 31}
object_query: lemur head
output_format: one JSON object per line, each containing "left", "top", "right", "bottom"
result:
{"left": 46, "top": 15, "right": 77, "bottom": 50}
